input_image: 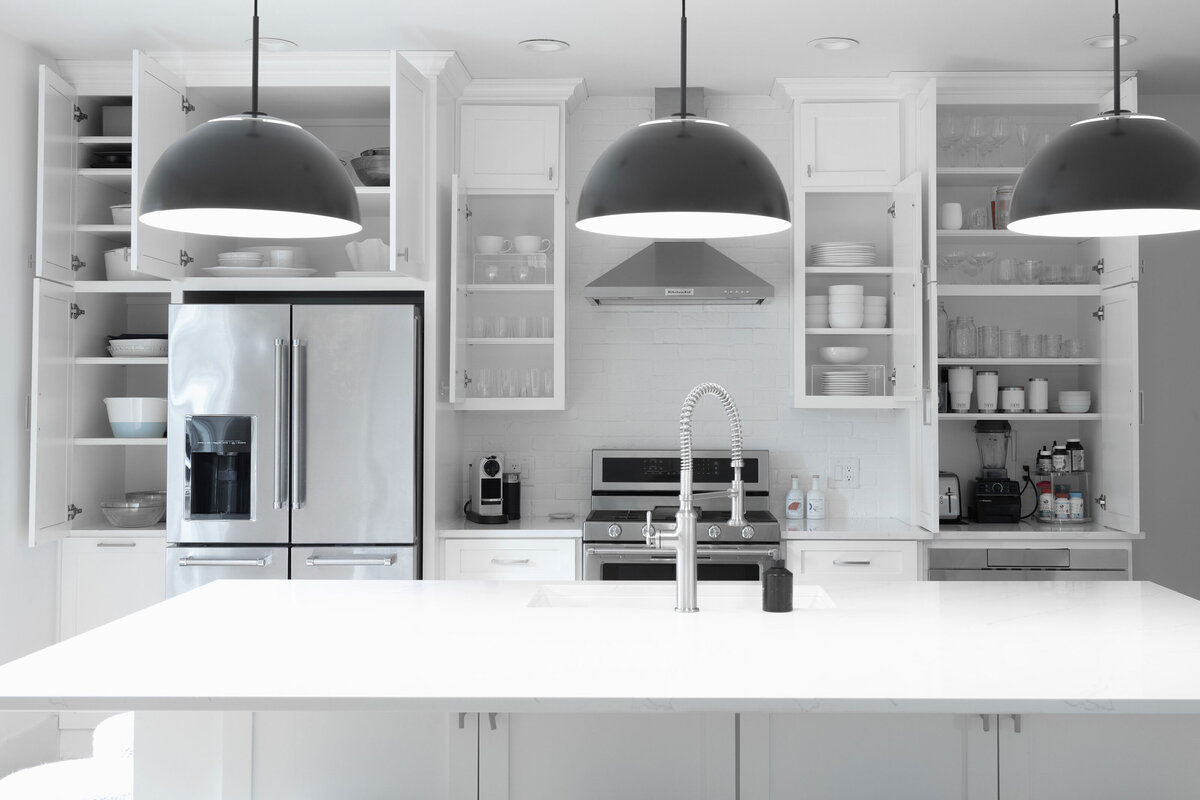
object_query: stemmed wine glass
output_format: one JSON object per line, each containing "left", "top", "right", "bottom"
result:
{"left": 937, "top": 115, "right": 964, "bottom": 165}
{"left": 1016, "top": 123, "right": 1034, "bottom": 165}
{"left": 987, "top": 117, "right": 1012, "bottom": 166}
{"left": 963, "top": 116, "right": 990, "bottom": 167}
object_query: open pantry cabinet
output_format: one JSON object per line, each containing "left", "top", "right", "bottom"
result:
{"left": 917, "top": 73, "right": 1141, "bottom": 536}
{"left": 448, "top": 176, "right": 566, "bottom": 409}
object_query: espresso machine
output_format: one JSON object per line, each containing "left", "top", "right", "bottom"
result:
{"left": 968, "top": 420, "right": 1023, "bottom": 523}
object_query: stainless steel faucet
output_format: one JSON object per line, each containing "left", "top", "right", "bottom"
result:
{"left": 643, "top": 382, "right": 750, "bottom": 612}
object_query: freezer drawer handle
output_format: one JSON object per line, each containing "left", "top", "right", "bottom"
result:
{"left": 491, "top": 558, "right": 531, "bottom": 566}
{"left": 305, "top": 556, "right": 395, "bottom": 567}
{"left": 178, "top": 556, "right": 271, "bottom": 568}
{"left": 832, "top": 559, "right": 873, "bottom": 566}
{"left": 274, "top": 339, "right": 290, "bottom": 509}
{"left": 291, "top": 339, "right": 308, "bottom": 510}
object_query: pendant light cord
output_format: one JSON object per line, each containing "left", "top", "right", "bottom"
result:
{"left": 1111, "top": 0, "right": 1127, "bottom": 116}
{"left": 251, "top": 0, "right": 261, "bottom": 116}
{"left": 678, "top": 0, "right": 688, "bottom": 119}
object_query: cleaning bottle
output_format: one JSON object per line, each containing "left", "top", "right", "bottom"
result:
{"left": 784, "top": 475, "right": 805, "bottom": 520}
{"left": 805, "top": 475, "right": 825, "bottom": 520}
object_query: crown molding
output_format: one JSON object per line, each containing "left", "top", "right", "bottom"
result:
{"left": 770, "top": 77, "right": 913, "bottom": 109}
{"left": 891, "top": 70, "right": 1136, "bottom": 105}
{"left": 460, "top": 78, "right": 589, "bottom": 113}
{"left": 401, "top": 51, "right": 471, "bottom": 99}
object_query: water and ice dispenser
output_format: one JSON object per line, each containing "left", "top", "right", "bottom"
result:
{"left": 184, "top": 416, "right": 253, "bottom": 520}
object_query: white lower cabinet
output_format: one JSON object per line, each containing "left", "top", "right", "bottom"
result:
{"left": 59, "top": 535, "right": 166, "bottom": 640}
{"left": 441, "top": 538, "right": 579, "bottom": 580}
{"left": 785, "top": 540, "right": 920, "bottom": 582}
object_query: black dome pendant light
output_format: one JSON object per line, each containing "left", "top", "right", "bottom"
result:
{"left": 139, "top": 0, "right": 361, "bottom": 238}
{"left": 575, "top": 1, "right": 791, "bottom": 239}
{"left": 1008, "top": 0, "right": 1200, "bottom": 238}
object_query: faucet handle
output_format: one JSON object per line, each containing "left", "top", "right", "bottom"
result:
{"left": 641, "top": 510, "right": 659, "bottom": 547}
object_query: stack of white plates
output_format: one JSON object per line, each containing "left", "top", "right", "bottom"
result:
{"left": 820, "top": 370, "right": 872, "bottom": 396}
{"left": 805, "top": 295, "right": 829, "bottom": 327}
{"left": 217, "top": 251, "right": 264, "bottom": 267}
{"left": 828, "top": 284, "right": 864, "bottom": 328}
{"left": 810, "top": 242, "right": 877, "bottom": 267}
{"left": 863, "top": 295, "right": 888, "bottom": 328}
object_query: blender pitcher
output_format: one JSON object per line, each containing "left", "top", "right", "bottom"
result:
{"left": 974, "top": 420, "right": 1013, "bottom": 479}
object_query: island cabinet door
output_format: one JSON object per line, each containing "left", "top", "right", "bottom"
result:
{"left": 738, "top": 713, "right": 997, "bottom": 800}
{"left": 997, "top": 714, "right": 1200, "bottom": 800}
{"left": 480, "top": 712, "right": 736, "bottom": 800}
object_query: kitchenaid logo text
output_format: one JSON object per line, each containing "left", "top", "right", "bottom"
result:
{"left": 664, "top": 288, "right": 695, "bottom": 296}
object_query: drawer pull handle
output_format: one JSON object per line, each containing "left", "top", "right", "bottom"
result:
{"left": 491, "top": 558, "right": 531, "bottom": 565}
{"left": 832, "top": 559, "right": 872, "bottom": 566}
{"left": 178, "top": 557, "right": 269, "bottom": 568}
{"left": 96, "top": 541, "right": 137, "bottom": 548}
{"left": 305, "top": 556, "right": 395, "bottom": 567}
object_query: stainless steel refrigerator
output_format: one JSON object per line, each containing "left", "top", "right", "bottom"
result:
{"left": 166, "top": 302, "right": 421, "bottom": 595}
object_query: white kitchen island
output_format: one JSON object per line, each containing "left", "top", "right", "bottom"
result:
{"left": 2, "top": 579, "right": 1200, "bottom": 798}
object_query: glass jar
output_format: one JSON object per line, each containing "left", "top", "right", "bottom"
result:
{"left": 978, "top": 325, "right": 999, "bottom": 358}
{"left": 937, "top": 301, "right": 949, "bottom": 358}
{"left": 999, "top": 328, "right": 1022, "bottom": 358}
{"left": 963, "top": 316, "right": 977, "bottom": 357}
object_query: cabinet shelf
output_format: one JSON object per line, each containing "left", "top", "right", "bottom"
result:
{"left": 937, "top": 229, "right": 1089, "bottom": 244}
{"left": 937, "top": 284, "right": 1101, "bottom": 297}
{"left": 466, "top": 338, "right": 553, "bottom": 346}
{"left": 939, "top": 413, "right": 1099, "bottom": 421}
{"left": 354, "top": 185, "right": 389, "bottom": 216}
{"left": 76, "top": 224, "right": 131, "bottom": 236}
{"left": 78, "top": 136, "right": 133, "bottom": 146}
{"left": 805, "top": 266, "right": 898, "bottom": 275}
{"left": 75, "top": 357, "right": 168, "bottom": 365}
{"left": 77, "top": 168, "right": 131, "bottom": 186}
{"left": 938, "top": 358, "right": 1100, "bottom": 366}
{"left": 794, "top": 396, "right": 915, "bottom": 410}
{"left": 74, "top": 437, "right": 167, "bottom": 446}
{"left": 806, "top": 328, "right": 896, "bottom": 335}
{"left": 464, "top": 284, "right": 554, "bottom": 294}
{"left": 935, "top": 167, "right": 1024, "bottom": 186}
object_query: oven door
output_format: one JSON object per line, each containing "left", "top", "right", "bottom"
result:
{"left": 583, "top": 544, "right": 781, "bottom": 581}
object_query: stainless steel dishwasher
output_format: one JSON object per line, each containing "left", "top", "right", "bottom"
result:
{"left": 928, "top": 548, "right": 1129, "bottom": 580}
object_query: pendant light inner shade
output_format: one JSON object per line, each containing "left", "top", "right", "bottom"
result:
{"left": 139, "top": 114, "right": 362, "bottom": 238}
{"left": 575, "top": 118, "right": 791, "bottom": 239}
{"left": 574, "top": 0, "right": 790, "bottom": 239}
{"left": 139, "top": 0, "right": 361, "bottom": 239}
{"left": 1008, "top": 0, "right": 1200, "bottom": 238}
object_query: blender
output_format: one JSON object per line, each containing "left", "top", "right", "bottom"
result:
{"left": 968, "top": 420, "right": 1023, "bottom": 523}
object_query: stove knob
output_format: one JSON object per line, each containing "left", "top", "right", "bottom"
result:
{"left": 741, "top": 525, "right": 755, "bottom": 540}
{"left": 607, "top": 524, "right": 622, "bottom": 539}
{"left": 707, "top": 525, "right": 722, "bottom": 540}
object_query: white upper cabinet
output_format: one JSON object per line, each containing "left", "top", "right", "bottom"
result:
{"left": 132, "top": 52, "right": 187, "bottom": 280}
{"left": 391, "top": 53, "right": 428, "bottom": 273}
{"left": 459, "top": 105, "right": 560, "bottom": 189}
{"left": 35, "top": 66, "right": 78, "bottom": 285}
{"left": 798, "top": 102, "right": 901, "bottom": 187}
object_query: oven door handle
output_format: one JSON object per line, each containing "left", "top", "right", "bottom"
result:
{"left": 585, "top": 545, "right": 780, "bottom": 558}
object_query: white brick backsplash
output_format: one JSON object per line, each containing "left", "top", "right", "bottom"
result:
{"left": 461, "top": 95, "right": 910, "bottom": 521}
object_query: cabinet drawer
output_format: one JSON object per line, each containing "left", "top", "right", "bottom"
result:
{"left": 786, "top": 540, "right": 919, "bottom": 581}
{"left": 442, "top": 538, "right": 578, "bottom": 580}
{"left": 291, "top": 546, "right": 415, "bottom": 580}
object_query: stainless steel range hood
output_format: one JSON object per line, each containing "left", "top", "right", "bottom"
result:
{"left": 583, "top": 242, "right": 775, "bottom": 305}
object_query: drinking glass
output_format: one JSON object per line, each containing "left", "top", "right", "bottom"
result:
{"left": 500, "top": 368, "right": 518, "bottom": 398}
{"left": 995, "top": 258, "right": 1018, "bottom": 285}
{"left": 539, "top": 315, "right": 552, "bottom": 337}
{"left": 1022, "top": 334, "right": 1044, "bottom": 358}
{"left": 963, "top": 116, "right": 990, "bottom": 166}
{"left": 1016, "top": 122, "right": 1033, "bottom": 164}
{"left": 493, "top": 315, "right": 508, "bottom": 338}
{"left": 1045, "top": 334, "right": 1062, "bottom": 358}
{"left": 1043, "top": 262, "right": 1065, "bottom": 285}
{"left": 1066, "top": 262, "right": 1089, "bottom": 284}
{"left": 987, "top": 117, "right": 1012, "bottom": 165}
{"left": 513, "top": 315, "right": 529, "bottom": 338}
{"left": 542, "top": 368, "right": 553, "bottom": 397}
{"left": 979, "top": 325, "right": 999, "bottom": 358}
{"left": 967, "top": 250, "right": 996, "bottom": 278}
{"left": 937, "top": 115, "right": 965, "bottom": 163}
{"left": 1063, "top": 338, "right": 1082, "bottom": 358}
{"left": 1018, "top": 259, "right": 1042, "bottom": 284}
{"left": 472, "top": 315, "right": 491, "bottom": 338}
{"left": 967, "top": 207, "right": 990, "bottom": 230}
{"left": 999, "top": 329, "right": 1022, "bottom": 358}
{"left": 476, "top": 368, "right": 494, "bottom": 398}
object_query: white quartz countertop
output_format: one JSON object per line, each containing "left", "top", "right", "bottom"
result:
{"left": 2, "top": 580, "right": 1200, "bottom": 715}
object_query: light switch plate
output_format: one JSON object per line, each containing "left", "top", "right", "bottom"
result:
{"left": 829, "top": 457, "right": 859, "bottom": 488}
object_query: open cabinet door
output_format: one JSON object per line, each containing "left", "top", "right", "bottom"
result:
{"left": 448, "top": 175, "right": 469, "bottom": 403}
{"left": 28, "top": 280, "right": 74, "bottom": 546}
{"left": 890, "top": 172, "right": 922, "bottom": 402}
{"left": 132, "top": 51, "right": 187, "bottom": 280}
{"left": 391, "top": 52, "right": 427, "bottom": 276}
{"left": 36, "top": 66, "right": 77, "bottom": 285}
{"left": 1095, "top": 282, "right": 1140, "bottom": 534}
{"left": 913, "top": 80, "right": 941, "bottom": 531}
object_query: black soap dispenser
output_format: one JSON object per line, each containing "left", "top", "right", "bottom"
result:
{"left": 762, "top": 559, "right": 793, "bottom": 613}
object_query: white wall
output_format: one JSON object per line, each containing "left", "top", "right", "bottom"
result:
{"left": 0, "top": 29, "right": 64, "bottom": 769}
{"left": 1132, "top": 95, "right": 1200, "bottom": 599}
{"left": 461, "top": 95, "right": 911, "bottom": 521}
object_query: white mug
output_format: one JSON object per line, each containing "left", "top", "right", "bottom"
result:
{"left": 475, "top": 235, "right": 512, "bottom": 254}
{"left": 939, "top": 203, "right": 963, "bottom": 231}
{"left": 513, "top": 235, "right": 551, "bottom": 254}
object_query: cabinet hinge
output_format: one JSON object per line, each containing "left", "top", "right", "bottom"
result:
{"left": 887, "top": 202, "right": 896, "bottom": 219}
{"left": 462, "top": 370, "right": 473, "bottom": 390}
{"left": 463, "top": 204, "right": 473, "bottom": 220}
{"left": 179, "top": 250, "right": 195, "bottom": 267}
{"left": 1092, "top": 258, "right": 1105, "bottom": 275}
{"left": 1095, "top": 494, "right": 1108, "bottom": 510}
{"left": 70, "top": 255, "right": 87, "bottom": 272}
{"left": 28, "top": 254, "right": 34, "bottom": 271}
{"left": 888, "top": 368, "right": 897, "bottom": 385}
{"left": 69, "top": 303, "right": 85, "bottom": 320}
{"left": 398, "top": 247, "right": 409, "bottom": 262}
{"left": 67, "top": 504, "right": 83, "bottom": 521}
{"left": 181, "top": 96, "right": 196, "bottom": 114}
{"left": 73, "top": 105, "right": 88, "bottom": 123}
{"left": 1092, "top": 305, "right": 1105, "bottom": 322}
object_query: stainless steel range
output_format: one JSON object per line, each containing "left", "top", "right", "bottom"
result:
{"left": 583, "top": 449, "right": 780, "bottom": 581}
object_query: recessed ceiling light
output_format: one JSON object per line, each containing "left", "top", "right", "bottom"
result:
{"left": 808, "top": 37, "right": 860, "bottom": 51}
{"left": 519, "top": 39, "right": 570, "bottom": 53}
{"left": 1084, "top": 33, "right": 1136, "bottom": 48}
{"left": 243, "top": 36, "right": 299, "bottom": 52}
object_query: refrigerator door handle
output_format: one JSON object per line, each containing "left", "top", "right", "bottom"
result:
{"left": 291, "top": 338, "right": 307, "bottom": 510}
{"left": 178, "top": 556, "right": 272, "bottom": 568}
{"left": 274, "top": 338, "right": 290, "bottom": 509}
{"left": 305, "top": 556, "right": 396, "bottom": 567}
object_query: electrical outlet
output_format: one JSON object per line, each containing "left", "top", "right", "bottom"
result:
{"left": 829, "top": 457, "right": 859, "bottom": 489}
{"left": 508, "top": 453, "right": 531, "bottom": 482}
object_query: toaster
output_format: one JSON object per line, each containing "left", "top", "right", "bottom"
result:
{"left": 938, "top": 471, "right": 962, "bottom": 522}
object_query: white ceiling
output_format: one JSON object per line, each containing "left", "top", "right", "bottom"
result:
{"left": 3, "top": 0, "right": 1199, "bottom": 96}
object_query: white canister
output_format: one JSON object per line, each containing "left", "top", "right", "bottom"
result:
{"left": 1027, "top": 377, "right": 1049, "bottom": 413}
{"left": 975, "top": 371, "right": 999, "bottom": 413}
{"left": 948, "top": 366, "right": 973, "bottom": 413}
{"left": 1000, "top": 386, "right": 1026, "bottom": 413}
{"left": 939, "top": 202, "right": 963, "bottom": 231}
{"left": 103, "top": 246, "right": 137, "bottom": 281}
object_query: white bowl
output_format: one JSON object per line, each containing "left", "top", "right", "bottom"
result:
{"left": 246, "top": 246, "right": 308, "bottom": 267}
{"left": 103, "top": 397, "right": 167, "bottom": 438}
{"left": 828, "top": 303, "right": 865, "bottom": 314}
{"left": 1057, "top": 391, "right": 1092, "bottom": 413}
{"left": 807, "top": 313, "right": 829, "bottom": 328}
{"left": 217, "top": 251, "right": 265, "bottom": 267}
{"left": 819, "top": 346, "right": 869, "bottom": 364}
{"left": 828, "top": 284, "right": 865, "bottom": 295}
{"left": 863, "top": 295, "right": 888, "bottom": 305}
{"left": 828, "top": 313, "right": 864, "bottom": 329}
{"left": 110, "top": 204, "right": 131, "bottom": 225}
{"left": 103, "top": 247, "right": 137, "bottom": 281}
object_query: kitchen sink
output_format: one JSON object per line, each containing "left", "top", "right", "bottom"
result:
{"left": 527, "top": 582, "right": 835, "bottom": 611}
